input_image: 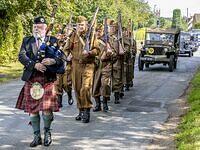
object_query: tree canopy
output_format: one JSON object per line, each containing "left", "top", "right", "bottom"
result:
{"left": 0, "top": 0, "right": 155, "bottom": 64}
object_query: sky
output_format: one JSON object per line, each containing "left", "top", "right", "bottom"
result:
{"left": 147, "top": 0, "right": 200, "bottom": 18}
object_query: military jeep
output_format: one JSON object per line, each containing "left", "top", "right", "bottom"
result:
{"left": 138, "top": 28, "right": 180, "bottom": 72}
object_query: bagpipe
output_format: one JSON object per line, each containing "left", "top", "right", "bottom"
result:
{"left": 36, "top": 4, "right": 66, "bottom": 74}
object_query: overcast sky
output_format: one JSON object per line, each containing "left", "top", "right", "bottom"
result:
{"left": 147, "top": 0, "right": 200, "bottom": 18}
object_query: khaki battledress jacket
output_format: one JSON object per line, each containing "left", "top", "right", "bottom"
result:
{"left": 92, "top": 39, "right": 113, "bottom": 98}
{"left": 110, "top": 34, "right": 125, "bottom": 93}
{"left": 123, "top": 36, "right": 134, "bottom": 85}
{"left": 64, "top": 32, "right": 100, "bottom": 109}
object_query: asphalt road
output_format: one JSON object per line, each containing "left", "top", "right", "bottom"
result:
{"left": 0, "top": 49, "right": 200, "bottom": 150}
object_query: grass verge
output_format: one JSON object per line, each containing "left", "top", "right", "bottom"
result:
{"left": 0, "top": 62, "right": 23, "bottom": 83}
{"left": 176, "top": 70, "right": 200, "bottom": 149}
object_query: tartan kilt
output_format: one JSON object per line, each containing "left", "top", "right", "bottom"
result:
{"left": 16, "top": 72, "right": 59, "bottom": 113}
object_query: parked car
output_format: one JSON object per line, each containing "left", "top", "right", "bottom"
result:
{"left": 179, "top": 31, "right": 193, "bottom": 57}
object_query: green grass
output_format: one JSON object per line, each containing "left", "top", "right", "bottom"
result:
{"left": 176, "top": 70, "right": 200, "bottom": 150}
{"left": 0, "top": 62, "right": 23, "bottom": 83}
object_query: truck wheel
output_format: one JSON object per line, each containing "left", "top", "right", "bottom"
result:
{"left": 138, "top": 54, "right": 144, "bottom": 71}
{"left": 169, "top": 55, "right": 174, "bottom": 72}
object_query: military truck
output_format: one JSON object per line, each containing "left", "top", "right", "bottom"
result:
{"left": 138, "top": 28, "right": 180, "bottom": 72}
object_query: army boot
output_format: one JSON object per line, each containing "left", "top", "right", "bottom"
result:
{"left": 82, "top": 108, "right": 90, "bottom": 123}
{"left": 75, "top": 109, "right": 83, "bottom": 121}
{"left": 67, "top": 90, "right": 74, "bottom": 105}
{"left": 93, "top": 96, "right": 101, "bottom": 112}
{"left": 114, "top": 92, "right": 120, "bottom": 104}
{"left": 119, "top": 87, "right": 124, "bottom": 98}
{"left": 129, "top": 81, "right": 133, "bottom": 87}
{"left": 57, "top": 95, "right": 63, "bottom": 108}
{"left": 103, "top": 97, "right": 109, "bottom": 112}
{"left": 42, "top": 113, "right": 53, "bottom": 146}
{"left": 125, "top": 84, "right": 130, "bottom": 91}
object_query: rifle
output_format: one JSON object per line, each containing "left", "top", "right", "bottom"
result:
{"left": 128, "top": 19, "right": 133, "bottom": 48}
{"left": 46, "top": 4, "right": 58, "bottom": 37}
{"left": 117, "top": 10, "right": 124, "bottom": 55}
{"left": 100, "top": 17, "right": 112, "bottom": 60}
{"left": 84, "top": 7, "right": 99, "bottom": 52}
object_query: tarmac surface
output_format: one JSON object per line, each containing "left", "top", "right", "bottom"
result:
{"left": 0, "top": 49, "right": 200, "bottom": 150}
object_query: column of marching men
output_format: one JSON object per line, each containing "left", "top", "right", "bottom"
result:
{"left": 16, "top": 8, "right": 137, "bottom": 147}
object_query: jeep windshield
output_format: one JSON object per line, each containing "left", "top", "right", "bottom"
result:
{"left": 145, "top": 33, "right": 175, "bottom": 46}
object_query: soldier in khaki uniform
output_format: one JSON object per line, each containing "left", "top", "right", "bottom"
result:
{"left": 92, "top": 21, "right": 113, "bottom": 112}
{"left": 123, "top": 27, "right": 134, "bottom": 91}
{"left": 63, "top": 16, "right": 99, "bottom": 123}
{"left": 55, "top": 57, "right": 73, "bottom": 107}
{"left": 109, "top": 20, "right": 125, "bottom": 104}
{"left": 55, "top": 27, "right": 73, "bottom": 107}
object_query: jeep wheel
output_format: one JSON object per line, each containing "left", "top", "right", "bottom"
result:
{"left": 145, "top": 63, "right": 149, "bottom": 68}
{"left": 169, "top": 55, "right": 174, "bottom": 72}
{"left": 189, "top": 51, "right": 193, "bottom": 57}
{"left": 138, "top": 54, "right": 144, "bottom": 71}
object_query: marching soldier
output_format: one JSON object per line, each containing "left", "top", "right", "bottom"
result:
{"left": 16, "top": 16, "right": 64, "bottom": 147}
{"left": 63, "top": 15, "right": 99, "bottom": 123}
{"left": 55, "top": 24, "right": 73, "bottom": 107}
{"left": 123, "top": 27, "right": 133, "bottom": 91}
{"left": 109, "top": 19, "right": 125, "bottom": 104}
{"left": 92, "top": 20, "right": 113, "bottom": 112}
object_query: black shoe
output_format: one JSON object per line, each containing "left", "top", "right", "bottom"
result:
{"left": 93, "top": 105, "right": 101, "bottom": 112}
{"left": 125, "top": 84, "right": 130, "bottom": 91}
{"left": 75, "top": 112, "right": 83, "bottom": 121}
{"left": 44, "top": 128, "right": 52, "bottom": 147}
{"left": 114, "top": 92, "right": 120, "bottom": 104}
{"left": 30, "top": 134, "right": 42, "bottom": 147}
{"left": 67, "top": 91, "right": 74, "bottom": 105}
{"left": 82, "top": 109, "right": 90, "bottom": 123}
{"left": 93, "top": 97, "right": 101, "bottom": 112}
{"left": 57, "top": 95, "right": 63, "bottom": 108}
{"left": 103, "top": 97, "right": 109, "bottom": 112}
{"left": 130, "top": 81, "right": 133, "bottom": 87}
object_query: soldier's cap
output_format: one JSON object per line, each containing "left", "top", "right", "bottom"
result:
{"left": 107, "top": 19, "right": 117, "bottom": 27}
{"left": 107, "top": 19, "right": 115, "bottom": 25}
{"left": 77, "top": 16, "right": 87, "bottom": 23}
{"left": 34, "top": 16, "right": 46, "bottom": 24}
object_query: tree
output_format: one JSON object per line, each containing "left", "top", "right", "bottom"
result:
{"left": 171, "top": 9, "right": 182, "bottom": 29}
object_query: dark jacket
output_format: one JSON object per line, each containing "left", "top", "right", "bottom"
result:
{"left": 18, "top": 36, "right": 64, "bottom": 81}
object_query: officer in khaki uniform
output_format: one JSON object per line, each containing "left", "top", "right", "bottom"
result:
{"left": 63, "top": 16, "right": 99, "bottom": 123}
{"left": 109, "top": 20, "right": 125, "bottom": 104}
{"left": 92, "top": 21, "right": 113, "bottom": 112}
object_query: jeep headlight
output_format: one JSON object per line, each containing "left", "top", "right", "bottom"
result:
{"left": 164, "top": 48, "right": 168, "bottom": 52}
{"left": 169, "top": 42, "right": 173, "bottom": 46}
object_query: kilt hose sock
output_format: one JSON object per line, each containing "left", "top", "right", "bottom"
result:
{"left": 42, "top": 113, "right": 53, "bottom": 130}
{"left": 30, "top": 115, "right": 40, "bottom": 135}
